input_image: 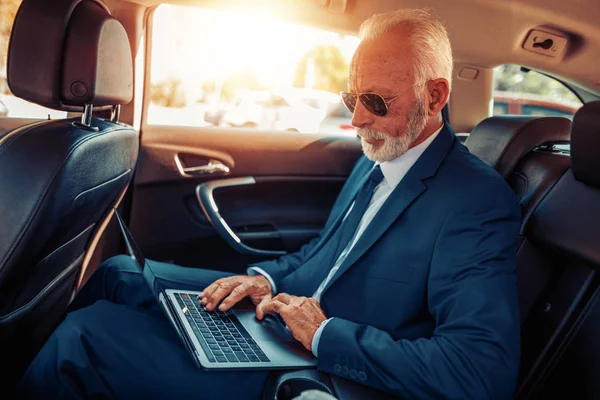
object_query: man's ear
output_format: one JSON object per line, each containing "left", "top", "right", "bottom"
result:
{"left": 426, "top": 78, "right": 450, "bottom": 116}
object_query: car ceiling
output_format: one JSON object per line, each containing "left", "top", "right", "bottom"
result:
{"left": 107, "top": 0, "right": 600, "bottom": 96}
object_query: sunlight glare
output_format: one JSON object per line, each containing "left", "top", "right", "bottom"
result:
{"left": 151, "top": 5, "right": 358, "bottom": 91}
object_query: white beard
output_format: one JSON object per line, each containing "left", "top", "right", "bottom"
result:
{"left": 359, "top": 97, "right": 429, "bottom": 163}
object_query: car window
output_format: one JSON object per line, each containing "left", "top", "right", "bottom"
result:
{"left": 492, "top": 65, "right": 582, "bottom": 119}
{"left": 0, "top": 0, "right": 67, "bottom": 119}
{"left": 147, "top": 4, "right": 358, "bottom": 135}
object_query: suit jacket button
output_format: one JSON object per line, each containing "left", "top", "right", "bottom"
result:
{"left": 349, "top": 369, "right": 358, "bottom": 379}
{"left": 341, "top": 366, "right": 349, "bottom": 376}
{"left": 333, "top": 364, "right": 342, "bottom": 374}
{"left": 358, "top": 371, "right": 367, "bottom": 381}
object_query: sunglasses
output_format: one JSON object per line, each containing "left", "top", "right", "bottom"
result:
{"left": 339, "top": 82, "right": 425, "bottom": 117}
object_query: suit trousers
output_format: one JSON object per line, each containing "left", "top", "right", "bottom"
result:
{"left": 17, "top": 255, "right": 271, "bottom": 400}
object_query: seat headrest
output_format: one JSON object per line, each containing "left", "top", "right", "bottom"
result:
{"left": 7, "top": 0, "right": 132, "bottom": 111}
{"left": 571, "top": 101, "right": 600, "bottom": 188}
{"left": 465, "top": 115, "right": 571, "bottom": 178}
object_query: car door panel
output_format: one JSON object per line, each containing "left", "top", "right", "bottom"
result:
{"left": 129, "top": 125, "right": 362, "bottom": 272}
{"left": 135, "top": 126, "right": 361, "bottom": 184}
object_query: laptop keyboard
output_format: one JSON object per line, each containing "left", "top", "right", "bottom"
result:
{"left": 175, "top": 293, "right": 271, "bottom": 364}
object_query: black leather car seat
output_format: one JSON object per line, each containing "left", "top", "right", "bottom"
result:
{"left": 514, "top": 102, "right": 600, "bottom": 399}
{"left": 466, "top": 116, "right": 570, "bottom": 178}
{"left": 0, "top": 0, "right": 138, "bottom": 383}
{"left": 466, "top": 116, "right": 585, "bottom": 399}
{"left": 466, "top": 115, "right": 571, "bottom": 234}
{"left": 466, "top": 116, "right": 572, "bottom": 320}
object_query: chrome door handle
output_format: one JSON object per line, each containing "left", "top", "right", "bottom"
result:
{"left": 175, "top": 155, "right": 230, "bottom": 177}
{"left": 196, "top": 178, "right": 286, "bottom": 257}
{"left": 184, "top": 161, "right": 230, "bottom": 175}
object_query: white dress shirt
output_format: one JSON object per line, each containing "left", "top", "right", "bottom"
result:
{"left": 248, "top": 125, "right": 443, "bottom": 356}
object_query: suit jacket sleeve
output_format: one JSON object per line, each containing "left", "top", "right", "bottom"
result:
{"left": 316, "top": 183, "right": 522, "bottom": 400}
{"left": 248, "top": 156, "right": 373, "bottom": 288}
{"left": 248, "top": 234, "right": 323, "bottom": 288}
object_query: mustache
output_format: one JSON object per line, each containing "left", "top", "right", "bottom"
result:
{"left": 357, "top": 128, "right": 386, "bottom": 140}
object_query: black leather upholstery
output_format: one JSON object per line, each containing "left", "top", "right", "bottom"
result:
{"left": 571, "top": 101, "right": 600, "bottom": 188}
{"left": 465, "top": 116, "right": 571, "bottom": 178}
{"left": 467, "top": 116, "right": 573, "bottom": 323}
{"left": 465, "top": 114, "right": 576, "bottom": 398}
{"left": 508, "top": 150, "right": 571, "bottom": 235}
{"left": 528, "top": 171, "right": 600, "bottom": 266}
{"left": 466, "top": 115, "right": 572, "bottom": 235}
{"left": 7, "top": 0, "right": 132, "bottom": 110}
{"left": 0, "top": 0, "right": 138, "bottom": 386}
{"left": 515, "top": 102, "right": 600, "bottom": 399}
{"left": 535, "top": 284, "right": 600, "bottom": 399}
{"left": 511, "top": 149, "right": 571, "bottom": 324}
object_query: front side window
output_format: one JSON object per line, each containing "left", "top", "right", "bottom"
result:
{"left": 492, "top": 65, "right": 582, "bottom": 119}
{"left": 148, "top": 4, "right": 358, "bottom": 135}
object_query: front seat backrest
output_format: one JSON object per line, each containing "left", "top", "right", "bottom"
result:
{"left": 0, "top": 0, "right": 138, "bottom": 384}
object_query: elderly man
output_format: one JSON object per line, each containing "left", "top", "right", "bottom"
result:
{"left": 19, "top": 9, "right": 521, "bottom": 400}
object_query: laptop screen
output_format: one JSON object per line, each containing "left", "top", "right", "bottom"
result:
{"left": 113, "top": 207, "right": 146, "bottom": 270}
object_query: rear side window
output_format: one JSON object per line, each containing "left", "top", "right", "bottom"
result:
{"left": 0, "top": 0, "right": 66, "bottom": 119}
{"left": 492, "top": 65, "right": 582, "bottom": 119}
{"left": 147, "top": 4, "right": 359, "bottom": 135}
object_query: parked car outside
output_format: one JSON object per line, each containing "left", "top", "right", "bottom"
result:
{"left": 203, "top": 101, "right": 232, "bottom": 126}
{"left": 218, "top": 88, "right": 338, "bottom": 133}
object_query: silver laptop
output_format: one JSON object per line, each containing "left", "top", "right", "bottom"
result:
{"left": 113, "top": 208, "right": 317, "bottom": 370}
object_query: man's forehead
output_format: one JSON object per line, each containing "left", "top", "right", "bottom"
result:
{"left": 349, "top": 35, "right": 414, "bottom": 89}
{"left": 350, "top": 59, "right": 411, "bottom": 77}
{"left": 349, "top": 58, "right": 413, "bottom": 91}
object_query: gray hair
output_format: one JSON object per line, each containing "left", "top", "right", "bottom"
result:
{"left": 359, "top": 9, "right": 453, "bottom": 90}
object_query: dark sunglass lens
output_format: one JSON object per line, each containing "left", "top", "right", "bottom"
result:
{"left": 340, "top": 92, "right": 357, "bottom": 113}
{"left": 360, "top": 93, "right": 387, "bottom": 116}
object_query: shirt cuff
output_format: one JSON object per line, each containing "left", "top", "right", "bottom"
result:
{"left": 246, "top": 266, "right": 277, "bottom": 295}
{"left": 311, "top": 317, "right": 333, "bottom": 358}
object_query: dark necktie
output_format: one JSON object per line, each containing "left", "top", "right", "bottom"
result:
{"left": 304, "top": 165, "right": 385, "bottom": 296}
{"left": 333, "top": 165, "right": 385, "bottom": 258}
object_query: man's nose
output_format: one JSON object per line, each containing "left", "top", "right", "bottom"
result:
{"left": 351, "top": 99, "right": 375, "bottom": 128}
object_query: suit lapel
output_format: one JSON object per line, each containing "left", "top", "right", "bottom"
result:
{"left": 321, "top": 123, "right": 457, "bottom": 295}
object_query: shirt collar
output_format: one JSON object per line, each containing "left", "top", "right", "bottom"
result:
{"left": 378, "top": 124, "right": 443, "bottom": 189}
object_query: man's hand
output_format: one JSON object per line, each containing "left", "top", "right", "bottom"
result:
{"left": 199, "top": 275, "right": 272, "bottom": 319}
{"left": 261, "top": 293, "right": 327, "bottom": 351}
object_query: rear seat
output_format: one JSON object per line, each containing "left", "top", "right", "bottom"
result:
{"left": 466, "top": 116, "right": 571, "bottom": 236}
{"left": 466, "top": 116, "right": 572, "bottom": 321}
{"left": 465, "top": 115, "right": 585, "bottom": 398}
{"left": 515, "top": 101, "right": 600, "bottom": 400}
{"left": 467, "top": 107, "right": 600, "bottom": 399}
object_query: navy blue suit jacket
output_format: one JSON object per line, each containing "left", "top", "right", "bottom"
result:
{"left": 253, "top": 123, "right": 521, "bottom": 399}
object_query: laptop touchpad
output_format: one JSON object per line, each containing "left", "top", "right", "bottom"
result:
{"left": 236, "top": 310, "right": 296, "bottom": 342}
